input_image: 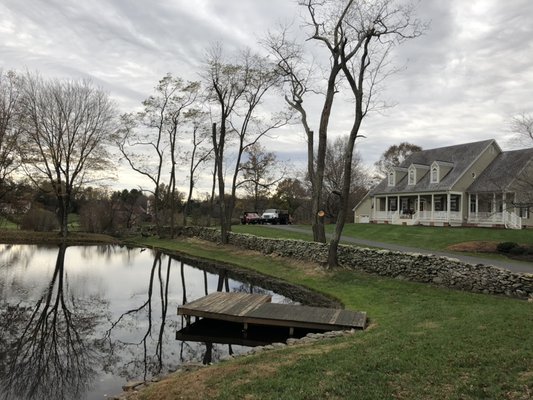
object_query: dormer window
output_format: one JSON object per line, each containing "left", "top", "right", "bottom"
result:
{"left": 388, "top": 171, "right": 395, "bottom": 186}
{"left": 429, "top": 161, "right": 453, "bottom": 184}
{"left": 408, "top": 167, "right": 415, "bottom": 185}
{"left": 431, "top": 166, "right": 438, "bottom": 183}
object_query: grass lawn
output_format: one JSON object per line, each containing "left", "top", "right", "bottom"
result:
{"left": 129, "top": 236, "right": 533, "bottom": 400}
{"left": 335, "top": 223, "right": 533, "bottom": 250}
{"left": 234, "top": 223, "right": 533, "bottom": 252}
{"left": 0, "top": 216, "right": 18, "bottom": 229}
{"left": 235, "top": 224, "right": 313, "bottom": 241}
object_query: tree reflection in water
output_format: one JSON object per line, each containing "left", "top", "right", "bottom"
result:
{"left": 0, "top": 243, "right": 105, "bottom": 400}
{"left": 103, "top": 251, "right": 174, "bottom": 381}
{"left": 0, "top": 245, "right": 291, "bottom": 398}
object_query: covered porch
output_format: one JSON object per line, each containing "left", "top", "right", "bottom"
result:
{"left": 372, "top": 192, "right": 463, "bottom": 226}
{"left": 467, "top": 192, "right": 523, "bottom": 229}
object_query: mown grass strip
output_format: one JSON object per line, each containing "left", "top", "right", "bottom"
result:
{"left": 131, "top": 236, "right": 533, "bottom": 400}
{"left": 235, "top": 223, "right": 533, "bottom": 252}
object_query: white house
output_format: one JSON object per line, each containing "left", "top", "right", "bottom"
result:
{"left": 353, "top": 139, "right": 533, "bottom": 229}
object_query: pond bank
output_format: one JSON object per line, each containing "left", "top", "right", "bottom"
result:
{"left": 114, "top": 234, "right": 533, "bottom": 400}
{"left": 172, "top": 226, "right": 533, "bottom": 300}
{"left": 4, "top": 229, "right": 531, "bottom": 399}
{"left": 0, "top": 229, "right": 121, "bottom": 245}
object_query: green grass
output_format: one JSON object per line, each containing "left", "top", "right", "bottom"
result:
{"left": 234, "top": 223, "right": 533, "bottom": 252}
{"left": 131, "top": 236, "right": 533, "bottom": 400}
{"left": 334, "top": 223, "right": 533, "bottom": 250}
{"left": 234, "top": 224, "right": 313, "bottom": 241}
{"left": 0, "top": 216, "right": 18, "bottom": 229}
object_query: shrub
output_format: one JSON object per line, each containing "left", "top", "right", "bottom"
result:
{"left": 496, "top": 242, "right": 519, "bottom": 253}
{"left": 509, "top": 245, "right": 526, "bottom": 256}
{"left": 79, "top": 200, "right": 114, "bottom": 234}
{"left": 20, "top": 207, "right": 59, "bottom": 232}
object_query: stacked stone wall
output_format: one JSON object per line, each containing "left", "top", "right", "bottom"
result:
{"left": 176, "top": 227, "right": 533, "bottom": 299}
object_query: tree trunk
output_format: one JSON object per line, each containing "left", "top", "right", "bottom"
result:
{"left": 327, "top": 119, "right": 361, "bottom": 268}
{"left": 312, "top": 64, "right": 340, "bottom": 243}
{"left": 212, "top": 122, "right": 230, "bottom": 244}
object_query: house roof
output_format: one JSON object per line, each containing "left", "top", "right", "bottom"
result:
{"left": 370, "top": 139, "right": 496, "bottom": 195}
{"left": 467, "top": 147, "right": 533, "bottom": 193}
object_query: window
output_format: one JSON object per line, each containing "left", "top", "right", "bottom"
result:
{"left": 519, "top": 207, "right": 529, "bottom": 219}
{"left": 388, "top": 171, "right": 395, "bottom": 186}
{"left": 434, "top": 195, "right": 446, "bottom": 211}
{"left": 408, "top": 168, "right": 415, "bottom": 185}
{"left": 450, "top": 195, "right": 461, "bottom": 212}
{"left": 389, "top": 198, "right": 397, "bottom": 211}
{"left": 431, "top": 166, "right": 438, "bottom": 183}
{"left": 470, "top": 195, "right": 477, "bottom": 213}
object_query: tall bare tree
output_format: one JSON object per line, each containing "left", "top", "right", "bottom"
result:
{"left": 203, "top": 46, "right": 248, "bottom": 242}
{"left": 204, "top": 46, "right": 287, "bottom": 243}
{"left": 319, "top": 0, "right": 424, "bottom": 267}
{"left": 266, "top": 25, "right": 336, "bottom": 243}
{"left": 18, "top": 73, "right": 116, "bottom": 237}
{"left": 181, "top": 109, "right": 212, "bottom": 226}
{"left": 0, "top": 70, "right": 21, "bottom": 201}
{"left": 117, "top": 74, "right": 199, "bottom": 236}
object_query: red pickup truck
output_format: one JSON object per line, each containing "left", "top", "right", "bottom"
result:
{"left": 240, "top": 212, "right": 263, "bottom": 224}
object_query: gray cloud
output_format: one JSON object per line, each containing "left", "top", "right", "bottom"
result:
{"left": 1, "top": 0, "right": 532, "bottom": 193}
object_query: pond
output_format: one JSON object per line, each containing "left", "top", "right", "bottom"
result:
{"left": 0, "top": 244, "right": 296, "bottom": 400}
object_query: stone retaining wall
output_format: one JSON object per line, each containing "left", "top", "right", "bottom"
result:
{"left": 176, "top": 227, "right": 533, "bottom": 299}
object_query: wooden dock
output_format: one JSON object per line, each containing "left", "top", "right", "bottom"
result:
{"left": 177, "top": 292, "right": 367, "bottom": 333}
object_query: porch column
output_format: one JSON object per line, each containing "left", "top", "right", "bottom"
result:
{"left": 417, "top": 195, "right": 420, "bottom": 214}
{"left": 447, "top": 193, "right": 451, "bottom": 223}
{"left": 468, "top": 194, "right": 471, "bottom": 220}
{"left": 431, "top": 194, "right": 434, "bottom": 221}
{"left": 502, "top": 192, "right": 506, "bottom": 223}
{"left": 397, "top": 195, "right": 400, "bottom": 217}
{"left": 372, "top": 197, "right": 376, "bottom": 220}
{"left": 492, "top": 193, "right": 497, "bottom": 221}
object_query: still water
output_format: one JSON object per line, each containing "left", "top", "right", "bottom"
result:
{"left": 0, "top": 244, "right": 294, "bottom": 400}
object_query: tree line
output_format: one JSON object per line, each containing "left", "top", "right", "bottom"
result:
{"left": 1, "top": 0, "right": 435, "bottom": 267}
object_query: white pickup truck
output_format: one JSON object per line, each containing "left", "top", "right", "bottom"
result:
{"left": 261, "top": 209, "right": 290, "bottom": 224}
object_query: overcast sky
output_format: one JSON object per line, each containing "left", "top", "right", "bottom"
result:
{"left": 2, "top": 0, "right": 533, "bottom": 193}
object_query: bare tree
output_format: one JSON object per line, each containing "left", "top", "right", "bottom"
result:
{"left": 318, "top": 0, "right": 424, "bottom": 267}
{"left": 240, "top": 143, "right": 284, "bottom": 211}
{"left": 374, "top": 142, "right": 422, "bottom": 178}
{"left": 18, "top": 73, "right": 116, "bottom": 237}
{"left": 510, "top": 113, "right": 533, "bottom": 211}
{"left": 510, "top": 113, "right": 533, "bottom": 145}
{"left": 323, "top": 136, "right": 370, "bottom": 221}
{"left": 203, "top": 46, "right": 288, "bottom": 243}
{"left": 203, "top": 46, "right": 248, "bottom": 242}
{"left": 265, "top": 24, "right": 336, "bottom": 243}
{"left": 0, "top": 70, "right": 21, "bottom": 201}
{"left": 181, "top": 110, "right": 213, "bottom": 226}
{"left": 117, "top": 74, "right": 199, "bottom": 236}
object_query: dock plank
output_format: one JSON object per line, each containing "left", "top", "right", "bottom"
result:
{"left": 177, "top": 292, "right": 366, "bottom": 331}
